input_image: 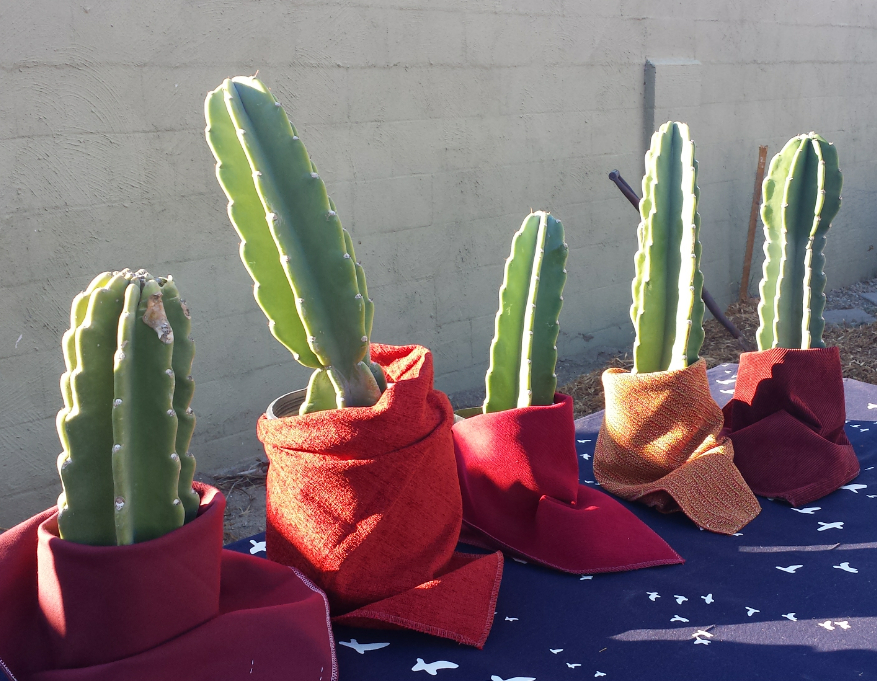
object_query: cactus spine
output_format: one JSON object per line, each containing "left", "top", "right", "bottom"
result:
{"left": 757, "top": 133, "right": 842, "bottom": 350}
{"left": 631, "top": 121, "right": 705, "bottom": 374}
{"left": 484, "top": 211, "right": 568, "bottom": 412}
{"left": 204, "top": 76, "right": 385, "bottom": 414}
{"left": 56, "top": 270, "right": 197, "bottom": 546}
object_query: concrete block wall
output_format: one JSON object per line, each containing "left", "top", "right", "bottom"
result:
{"left": 1, "top": 0, "right": 876, "bottom": 526}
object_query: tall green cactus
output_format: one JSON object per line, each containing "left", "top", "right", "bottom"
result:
{"left": 204, "top": 76, "right": 385, "bottom": 415}
{"left": 56, "top": 270, "right": 198, "bottom": 546}
{"left": 631, "top": 121, "right": 705, "bottom": 374}
{"left": 757, "top": 133, "right": 842, "bottom": 351}
{"left": 483, "top": 211, "right": 568, "bottom": 412}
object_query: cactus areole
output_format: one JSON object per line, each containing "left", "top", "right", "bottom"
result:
{"left": 631, "top": 121, "right": 705, "bottom": 374}
{"left": 483, "top": 211, "right": 568, "bottom": 413}
{"left": 56, "top": 270, "right": 197, "bottom": 546}
{"left": 756, "top": 132, "right": 842, "bottom": 351}
{"left": 204, "top": 76, "right": 386, "bottom": 415}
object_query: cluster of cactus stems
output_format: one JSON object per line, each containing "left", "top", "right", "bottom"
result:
{"left": 757, "top": 133, "right": 842, "bottom": 351}
{"left": 56, "top": 270, "right": 197, "bottom": 546}
{"left": 483, "top": 211, "right": 568, "bottom": 412}
{"left": 631, "top": 121, "right": 705, "bottom": 374}
{"left": 204, "top": 76, "right": 385, "bottom": 415}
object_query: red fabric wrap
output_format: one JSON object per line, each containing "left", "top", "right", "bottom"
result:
{"left": 0, "top": 483, "right": 337, "bottom": 681}
{"left": 452, "top": 393, "right": 683, "bottom": 574}
{"left": 257, "top": 344, "right": 503, "bottom": 648}
{"left": 722, "top": 347, "right": 860, "bottom": 506}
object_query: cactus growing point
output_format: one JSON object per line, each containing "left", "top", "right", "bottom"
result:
{"left": 757, "top": 132, "right": 842, "bottom": 351}
{"left": 483, "top": 211, "right": 568, "bottom": 413}
{"left": 631, "top": 121, "right": 705, "bottom": 374}
{"left": 204, "top": 76, "right": 384, "bottom": 414}
{"left": 56, "top": 270, "right": 197, "bottom": 546}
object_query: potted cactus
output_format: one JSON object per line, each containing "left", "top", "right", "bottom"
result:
{"left": 721, "top": 132, "right": 860, "bottom": 505}
{"left": 592, "top": 122, "right": 760, "bottom": 535}
{"left": 0, "top": 270, "right": 336, "bottom": 680}
{"left": 204, "top": 76, "right": 503, "bottom": 648}
{"left": 452, "top": 211, "right": 683, "bottom": 574}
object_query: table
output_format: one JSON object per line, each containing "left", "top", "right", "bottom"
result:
{"left": 225, "top": 363, "right": 877, "bottom": 680}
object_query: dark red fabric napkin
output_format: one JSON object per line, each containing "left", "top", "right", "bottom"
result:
{"left": 0, "top": 484, "right": 336, "bottom": 681}
{"left": 722, "top": 347, "right": 860, "bottom": 506}
{"left": 453, "top": 393, "right": 684, "bottom": 574}
{"left": 257, "top": 344, "right": 503, "bottom": 648}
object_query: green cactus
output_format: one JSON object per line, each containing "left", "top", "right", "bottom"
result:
{"left": 757, "top": 133, "right": 842, "bottom": 351}
{"left": 483, "top": 211, "right": 568, "bottom": 413}
{"left": 56, "top": 270, "right": 197, "bottom": 546}
{"left": 204, "top": 76, "right": 384, "bottom": 415}
{"left": 631, "top": 121, "right": 705, "bottom": 374}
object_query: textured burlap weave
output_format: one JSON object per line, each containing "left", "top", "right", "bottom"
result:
{"left": 594, "top": 359, "right": 760, "bottom": 535}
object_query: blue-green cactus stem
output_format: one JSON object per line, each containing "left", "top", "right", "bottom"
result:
{"left": 159, "top": 277, "right": 199, "bottom": 523}
{"left": 631, "top": 121, "right": 704, "bottom": 374}
{"left": 205, "top": 76, "right": 384, "bottom": 414}
{"left": 57, "top": 271, "right": 131, "bottom": 546}
{"left": 757, "top": 133, "right": 842, "bottom": 350}
{"left": 112, "top": 277, "right": 185, "bottom": 545}
{"left": 484, "top": 211, "right": 568, "bottom": 413}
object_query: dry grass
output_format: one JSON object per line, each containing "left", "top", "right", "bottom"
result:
{"left": 559, "top": 298, "right": 877, "bottom": 419}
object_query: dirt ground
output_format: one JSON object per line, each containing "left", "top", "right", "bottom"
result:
{"left": 218, "top": 276, "right": 877, "bottom": 544}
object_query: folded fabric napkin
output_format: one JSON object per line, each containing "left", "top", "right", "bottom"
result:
{"left": 722, "top": 347, "right": 860, "bottom": 505}
{"left": 258, "top": 344, "right": 503, "bottom": 648}
{"left": 0, "top": 484, "right": 336, "bottom": 681}
{"left": 453, "top": 392, "right": 684, "bottom": 573}
{"left": 594, "top": 359, "right": 761, "bottom": 535}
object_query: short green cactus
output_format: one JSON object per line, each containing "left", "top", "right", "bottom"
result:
{"left": 204, "top": 76, "right": 385, "bottom": 415}
{"left": 56, "top": 270, "right": 198, "bottom": 546}
{"left": 483, "top": 211, "right": 568, "bottom": 412}
{"left": 757, "top": 133, "right": 842, "bottom": 350}
{"left": 631, "top": 121, "right": 705, "bottom": 374}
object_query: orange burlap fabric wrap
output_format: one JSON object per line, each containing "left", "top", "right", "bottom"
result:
{"left": 593, "top": 359, "right": 760, "bottom": 535}
{"left": 257, "top": 344, "right": 503, "bottom": 648}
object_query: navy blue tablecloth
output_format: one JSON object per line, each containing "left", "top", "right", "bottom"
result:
{"left": 223, "top": 364, "right": 877, "bottom": 681}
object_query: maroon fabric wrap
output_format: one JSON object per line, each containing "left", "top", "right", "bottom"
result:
{"left": 722, "top": 347, "right": 860, "bottom": 506}
{"left": 0, "top": 484, "right": 337, "bottom": 681}
{"left": 258, "top": 344, "right": 503, "bottom": 649}
{"left": 452, "top": 393, "right": 684, "bottom": 574}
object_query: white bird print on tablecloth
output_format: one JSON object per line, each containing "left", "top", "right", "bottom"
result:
{"left": 720, "top": 389, "right": 734, "bottom": 394}
{"left": 412, "top": 659, "right": 459, "bottom": 675}
{"left": 733, "top": 532, "right": 743, "bottom": 536}
{"left": 249, "top": 539, "right": 266, "bottom": 554}
{"left": 693, "top": 638, "right": 711, "bottom": 645}
{"left": 836, "top": 621, "right": 851, "bottom": 629}
{"left": 581, "top": 453, "right": 591, "bottom": 460}
{"left": 817, "top": 521, "right": 844, "bottom": 531}
{"left": 818, "top": 621, "right": 835, "bottom": 630}
{"left": 868, "top": 495, "right": 877, "bottom": 498}
{"left": 833, "top": 562, "right": 858, "bottom": 573}
{"left": 567, "top": 663, "right": 582, "bottom": 668}
{"left": 550, "top": 649, "right": 563, "bottom": 654}
{"left": 577, "top": 439, "right": 592, "bottom": 443}
{"left": 505, "top": 617, "right": 519, "bottom": 621}
{"left": 701, "top": 594, "right": 714, "bottom": 604}
{"left": 647, "top": 592, "right": 660, "bottom": 601}
{"left": 490, "top": 676, "right": 536, "bottom": 681}
{"left": 782, "top": 613, "right": 797, "bottom": 621}
{"left": 776, "top": 565, "right": 804, "bottom": 573}
{"left": 580, "top": 575, "right": 593, "bottom": 580}
{"left": 692, "top": 630, "right": 713, "bottom": 639}
{"left": 841, "top": 484, "right": 867, "bottom": 493}
{"left": 337, "top": 639, "right": 390, "bottom": 654}
{"left": 868, "top": 403, "right": 877, "bottom": 409}
{"left": 745, "top": 607, "right": 760, "bottom": 617}
{"left": 594, "top": 673, "right": 607, "bottom": 678}
{"left": 792, "top": 507, "right": 821, "bottom": 514}
{"left": 670, "top": 615, "right": 689, "bottom": 622}
{"left": 716, "top": 377, "right": 737, "bottom": 384}
{"left": 674, "top": 595, "right": 688, "bottom": 604}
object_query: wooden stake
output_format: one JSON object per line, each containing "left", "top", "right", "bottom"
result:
{"left": 739, "top": 145, "right": 768, "bottom": 302}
